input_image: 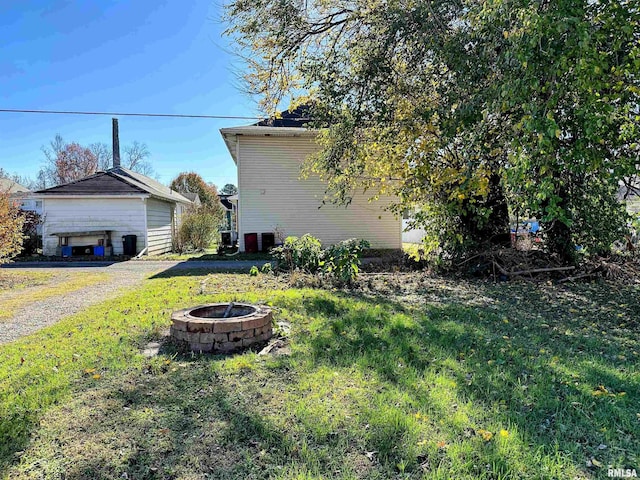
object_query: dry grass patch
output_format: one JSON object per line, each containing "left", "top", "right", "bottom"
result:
{"left": 0, "top": 272, "right": 109, "bottom": 320}
{"left": 0, "top": 271, "right": 52, "bottom": 293}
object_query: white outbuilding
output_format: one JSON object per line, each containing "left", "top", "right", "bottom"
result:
{"left": 35, "top": 167, "right": 192, "bottom": 257}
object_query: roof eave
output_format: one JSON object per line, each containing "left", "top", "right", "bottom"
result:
{"left": 220, "top": 126, "right": 318, "bottom": 165}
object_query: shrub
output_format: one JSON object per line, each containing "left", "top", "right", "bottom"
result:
{"left": 271, "top": 234, "right": 324, "bottom": 273}
{"left": 324, "top": 239, "right": 370, "bottom": 285}
{"left": 271, "top": 234, "right": 369, "bottom": 284}
{"left": 174, "top": 207, "right": 221, "bottom": 252}
{"left": 260, "top": 262, "right": 273, "bottom": 274}
{"left": 249, "top": 265, "right": 259, "bottom": 276}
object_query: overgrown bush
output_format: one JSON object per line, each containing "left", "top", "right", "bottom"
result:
{"left": 271, "top": 234, "right": 324, "bottom": 273}
{"left": 271, "top": 234, "right": 369, "bottom": 284}
{"left": 174, "top": 207, "right": 221, "bottom": 253}
{"left": 324, "top": 238, "right": 370, "bottom": 285}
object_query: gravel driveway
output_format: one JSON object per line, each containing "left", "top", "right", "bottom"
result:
{"left": 0, "top": 260, "right": 268, "bottom": 345}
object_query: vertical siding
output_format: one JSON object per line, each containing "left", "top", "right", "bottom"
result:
{"left": 41, "top": 197, "right": 146, "bottom": 256}
{"left": 237, "top": 135, "right": 401, "bottom": 251}
{"left": 146, "top": 198, "right": 174, "bottom": 255}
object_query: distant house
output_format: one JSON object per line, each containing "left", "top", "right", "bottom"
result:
{"left": 218, "top": 194, "right": 238, "bottom": 245}
{"left": 220, "top": 110, "right": 401, "bottom": 252}
{"left": 0, "top": 177, "right": 41, "bottom": 213}
{"left": 34, "top": 167, "right": 193, "bottom": 257}
{"left": 180, "top": 192, "right": 201, "bottom": 207}
{"left": 1, "top": 177, "right": 43, "bottom": 234}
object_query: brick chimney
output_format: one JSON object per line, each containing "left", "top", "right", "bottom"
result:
{"left": 112, "top": 118, "right": 121, "bottom": 168}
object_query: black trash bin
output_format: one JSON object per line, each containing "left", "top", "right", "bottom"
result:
{"left": 261, "top": 232, "right": 275, "bottom": 252}
{"left": 122, "top": 234, "right": 137, "bottom": 256}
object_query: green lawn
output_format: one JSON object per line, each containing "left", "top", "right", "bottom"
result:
{"left": 1, "top": 272, "right": 638, "bottom": 479}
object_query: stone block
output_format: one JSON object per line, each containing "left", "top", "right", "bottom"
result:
{"left": 171, "top": 318, "right": 188, "bottom": 332}
{"left": 199, "top": 332, "right": 216, "bottom": 344}
{"left": 241, "top": 316, "right": 266, "bottom": 331}
{"left": 213, "top": 319, "right": 242, "bottom": 333}
{"left": 170, "top": 328, "right": 191, "bottom": 342}
{"left": 213, "top": 332, "right": 229, "bottom": 342}
{"left": 186, "top": 320, "right": 212, "bottom": 333}
{"left": 228, "top": 329, "right": 252, "bottom": 342}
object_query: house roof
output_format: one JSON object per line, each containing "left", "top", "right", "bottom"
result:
{"left": 34, "top": 167, "right": 192, "bottom": 204}
{"left": 0, "top": 177, "right": 30, "bottom": 194}
{"left": 181, "top": 192, "right": 201, "bottom": 205}
{"left": 218, "top": 194, "right": 234, "bottom": 210}
{"left": 253, "top": 105, "right": 312, "bottom": 128}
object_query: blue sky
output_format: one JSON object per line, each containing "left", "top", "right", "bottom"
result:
{"left": 0, "top": 0, "right": 260, "bottom": 188}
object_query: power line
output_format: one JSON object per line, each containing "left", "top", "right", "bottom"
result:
{"left": 0, "top": 108, "right": 262, "bottom": 120}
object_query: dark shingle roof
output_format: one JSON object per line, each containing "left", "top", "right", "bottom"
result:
{"left": 35, "top": 167, "right": 191, "bottom": 204}
{"left": 254, "top": 105, "right": 312, "bottom": 128}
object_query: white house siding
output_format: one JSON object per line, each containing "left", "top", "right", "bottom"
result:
{"left": 41, "top": 197, "right": 147, "bottom": 256}
{"left": 402, "top": 219, "right": 428, "bottom": 244}
{"left": 146, "top": 198, "right": 174, "bottom": 255}
{"left": 237, "top": 135, "right": 401, "bottom": 251}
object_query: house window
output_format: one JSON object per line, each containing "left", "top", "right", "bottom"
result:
{"left": 59, "top": 237, "right": 69, "bottom": 246}
{"left": 98, "top": 239, "right": 104, "bottom": 246}
{"left": 35, "top": 201, "right": 42, "bottom": 209}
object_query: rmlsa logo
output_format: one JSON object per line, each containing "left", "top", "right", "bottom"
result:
{"left": 608, "top": 468, "right": 638, "bottom": 478}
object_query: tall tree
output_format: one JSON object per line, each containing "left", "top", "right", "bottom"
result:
{"left": 170, "top": 172, "right": 223, "bottom": 211}
{"left": 51, "top": 143, "right": 98, "bottom": 185}
{"left": 38, "top": 135, "right": 156, "bottom": 187}
{"left": 124, "top": 141, "right": 153, "bottom": 176}
{"left": 225, "top": 0, "right": 639, "bottom": 262}
{"left": 89, "top": 142, "right": 113, "bottom": 171}
{"left": 220, "top": 183, "right": 238, "bottom": 195}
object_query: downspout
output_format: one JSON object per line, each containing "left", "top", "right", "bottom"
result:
{"left": 236, "top": 135, "right": 243, "bottom": 252}
{"left": 142, "top": 197, "right": 148, "bottom": 256}
{"left": 41, "top": 198, "right": 46, "bottom": 255}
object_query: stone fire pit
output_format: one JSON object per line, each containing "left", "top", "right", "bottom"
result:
{"left": 170, "top": 303, "right": 272, "bottom": 353}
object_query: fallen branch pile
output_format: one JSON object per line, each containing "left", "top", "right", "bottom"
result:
{"left": 459, "top": 249, "right": 640, "bottom": 283}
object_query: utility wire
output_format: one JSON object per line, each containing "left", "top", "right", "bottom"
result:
{"left": 0, "top": 108, "right": 262, "bottom": 120}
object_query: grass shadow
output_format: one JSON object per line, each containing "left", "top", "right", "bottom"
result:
{"left": 292, "top": 282, "right": 639, "bottom": 475}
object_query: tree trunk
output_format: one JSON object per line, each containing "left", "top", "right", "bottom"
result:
{"left": 460, "top": 173, "right": 511, "bottom": 248}
{"left": 544, "top": 219, "right": 576, "bottom": 264}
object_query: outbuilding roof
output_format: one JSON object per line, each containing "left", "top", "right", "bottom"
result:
{"left": 34, "top": 167, "right": 192, "bottom": 204}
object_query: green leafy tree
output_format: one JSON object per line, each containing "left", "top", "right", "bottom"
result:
{"left": 170, "top": 172, "right": 225, "bottom": 250}
{"left": 170, "top": 172, "right": 222, "bottom": 210}
{"left": 220, "top": 183, "right": 238, "bottom": 195}
{"left": 225, "top": 0, "right": 639, "bottom": 263}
